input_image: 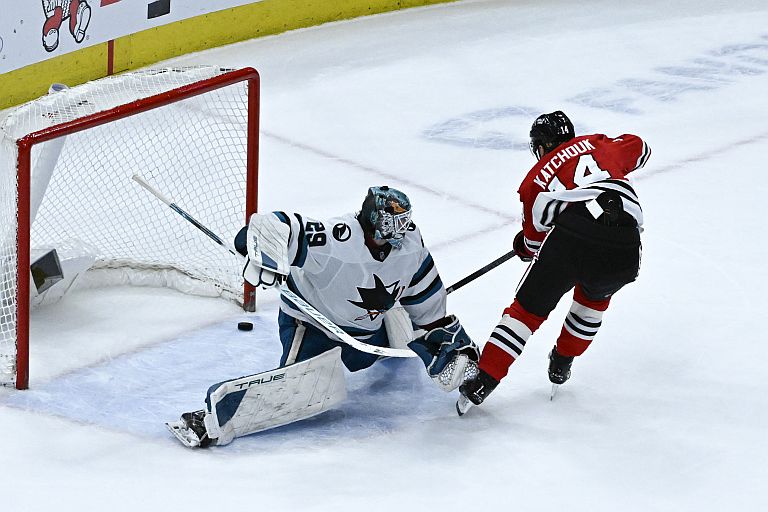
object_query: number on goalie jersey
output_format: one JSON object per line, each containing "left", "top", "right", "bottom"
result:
{"left": 166, "top": 186, "right": 479, "bottom": 448}
{"left": 460, "top": 111, "right": 650, "bottom": 410}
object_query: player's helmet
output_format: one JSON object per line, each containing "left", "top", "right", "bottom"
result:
{"left": 529, "top": 111, "right": 575, "bottom": 158}
{"left": 359, "top": 186, "right": 413, "bottom": 248}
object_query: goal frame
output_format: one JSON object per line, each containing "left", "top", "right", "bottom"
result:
{"left": 12, "top": 67, "right": 260, "bottom": 390}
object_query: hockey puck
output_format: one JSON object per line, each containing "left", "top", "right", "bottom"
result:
{"left": 237, "top": 321, "right": 253, "bottom": 331}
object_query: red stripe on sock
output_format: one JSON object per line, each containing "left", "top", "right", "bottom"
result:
{"left": 479, "top": 343, "right": 517, "bottom": 382}
{"left": 556, "top": 328, "right": 591, "bottom": 357}
{"left": 574, "top": 285, "right": 610, "bottom": 311}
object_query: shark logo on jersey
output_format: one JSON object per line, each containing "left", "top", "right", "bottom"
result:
{"left": 348, "top": 274, "right": 404, "bottom": 321}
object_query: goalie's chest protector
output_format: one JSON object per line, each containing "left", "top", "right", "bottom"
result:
{"left": 282, "top": 213, "right": 426, "bottom": 336}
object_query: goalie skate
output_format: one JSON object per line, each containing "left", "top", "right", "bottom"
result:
{"left": 165, "top": 410, "right": 213, "bottom": 448}
{"left": 165, "top": 419, "right": 203, "bottom": 448}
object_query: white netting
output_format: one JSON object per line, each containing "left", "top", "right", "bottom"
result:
{"left": 0, "top": 67, "right": 256, "bottom": 386}
{"left": 1, "top": 135, "right": 18, "bottom": 383}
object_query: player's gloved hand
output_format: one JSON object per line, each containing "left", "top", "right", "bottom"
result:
{"left": 513, "top": 230, "right": 535, "bottom": 262}
{"left": 408, "top": 315, "right": 480, "bottom": 392}
{"left": 243, "top": 258, "right": 286, "bottom": 289}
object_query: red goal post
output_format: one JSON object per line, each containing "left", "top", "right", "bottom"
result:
{"left": 1, "top": 67, "right": 260, "bottom": 389}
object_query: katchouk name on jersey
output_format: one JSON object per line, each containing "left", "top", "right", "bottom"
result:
{"left": 533, "top": 139, "right": 596, "bottom": 190}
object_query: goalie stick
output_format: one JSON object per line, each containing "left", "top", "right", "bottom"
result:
{"left": 134, "top": 175, "right": 520, "bottom": 431}
{"left": 132, "top": 174, "right": 417, "bottom": 359}
{"left": 449, "top": 250, "right": 521, "bottom": 417}
{"left": 133, "top": 176, "right": 517, "bottom": 359}
{"left": 132, "top": 174, "right": 241, "bottom": 259}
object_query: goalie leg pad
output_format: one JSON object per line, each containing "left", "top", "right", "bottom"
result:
{"left": 204, "top": 346, "right": 346, "bottom": 446}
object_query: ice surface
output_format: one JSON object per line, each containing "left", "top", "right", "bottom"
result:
{"left": 2, "top": 0, "right": 767, "bottom": 510}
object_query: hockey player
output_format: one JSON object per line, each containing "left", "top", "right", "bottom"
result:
{"left": 170, "top": 186, "right": 479, "bottom": 447}
{"left": 458, "top": 111, "right": 650, "bottom": 411}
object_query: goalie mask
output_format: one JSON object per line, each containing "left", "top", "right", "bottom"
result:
{"left": 529, "top": 110, "right": 575, "bottom": 159}
{"left": 360, "top": 186, "right": 413, "bottom": 248}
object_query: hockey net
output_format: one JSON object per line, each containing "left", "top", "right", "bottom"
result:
{"left": 0, "top": 66, "right": 259, "bottom": 389}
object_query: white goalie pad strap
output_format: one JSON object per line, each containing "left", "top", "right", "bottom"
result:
{"left": 204, "top": 347, "right": 347, "bottom": 445}
{"left": 383, "top": 306, "right": 415, "bottom": 350}
{"left": 432, "top": 354, "right": 479, "bottom": 392}
{"left": 247, "top": 213, "right": 291, "bottom": 275}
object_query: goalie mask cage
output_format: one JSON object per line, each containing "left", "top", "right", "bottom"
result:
{"left": 0, "top": 66, "right": 260, "bottom": 389}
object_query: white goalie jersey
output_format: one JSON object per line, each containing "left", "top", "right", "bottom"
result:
{"left": 263, "top": 211, "right": 447, "bottom": 339}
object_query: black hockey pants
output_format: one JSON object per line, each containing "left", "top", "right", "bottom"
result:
{"left": 515, "top": 203, "right": 642, "bottom": 318}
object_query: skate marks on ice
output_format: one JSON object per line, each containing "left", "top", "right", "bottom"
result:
{"left": 1, "top": 314, "right": 453, "bottom": 452}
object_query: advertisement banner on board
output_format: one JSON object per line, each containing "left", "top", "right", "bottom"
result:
{"left": 0, "top": 0, "right": 263, "bottom": 74}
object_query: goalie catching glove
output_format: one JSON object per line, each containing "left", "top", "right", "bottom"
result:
{"left": 408, "top": 315, "right": 480, "bottom": 392}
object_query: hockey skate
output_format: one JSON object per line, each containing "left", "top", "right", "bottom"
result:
{"left": 456, "top": 369, "right": 498, "bottom": 416}
{"left": 165, "top": 410, "right": 215, "bottom": 448}
{"left": 548, "top": 347, "right": 574, "bottom": 400}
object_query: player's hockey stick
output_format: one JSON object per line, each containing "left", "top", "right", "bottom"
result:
{"left": 282, "top": 247, "right": 515, "bottom": 354}
{"left": 449, "top": 249, "right": 519, "bottom": 417}
{"left": 445, "top": 249, "right": 517, "bottom": 294}
{"left": 132, "top": 174, "right": 417, "bottom": 359}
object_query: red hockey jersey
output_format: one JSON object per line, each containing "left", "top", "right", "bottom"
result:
{"left": 518, "top": 133, "right": 650, "bottom": 253}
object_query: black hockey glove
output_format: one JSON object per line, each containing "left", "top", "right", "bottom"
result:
{"left": 513, "top": 230, "right": 535, "bottom": 262}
